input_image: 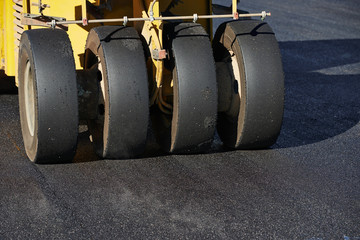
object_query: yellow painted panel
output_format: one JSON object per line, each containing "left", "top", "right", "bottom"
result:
{"left": 0, "top": 0, "right": 5, "bottom": 70}
{"left": 2, "top": 0, "right": 16, "bottom": 76}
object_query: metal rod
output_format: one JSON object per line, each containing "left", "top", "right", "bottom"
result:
{"left": 50, "top": 12, "right": 271, "bottom": 26}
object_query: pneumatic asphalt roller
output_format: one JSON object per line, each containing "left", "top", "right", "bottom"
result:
{"left": 1, "top": 0, "right": 284, "bottom": 163}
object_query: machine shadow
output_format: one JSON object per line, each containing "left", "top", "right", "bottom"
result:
{"left": 0, "top": 71, "right": 17, "bottom": 94}
{"left": 276, "top": 38, "right": 360, "bottom": 148}
{"left": 73, "top": 126, "right": 167, "bottom": 163}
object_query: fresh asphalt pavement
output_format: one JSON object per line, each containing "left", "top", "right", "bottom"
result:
{"left": 1, "top": 0, "right": 359, "bottom": 239}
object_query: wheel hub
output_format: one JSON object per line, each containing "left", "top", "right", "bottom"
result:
{"left": 24, "top": 60, "right": 35, "bottom": 137}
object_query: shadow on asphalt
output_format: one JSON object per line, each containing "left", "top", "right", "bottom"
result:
{"left": 0, "top": 71, "right": 17, "bottom": 94}
{"left": 277, "top": 39, "right": 360, "bottom": 148}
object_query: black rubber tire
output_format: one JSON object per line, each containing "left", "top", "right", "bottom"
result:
{"left": 152, "top": 23, "right": 218, "bottom": 153}
{"left": 213, "top": 20, "right": 284, "bottom": 149}
{"left": 84, "top": 26, "right": 149, "bottom": 159}
{"left": 18, "top": 29, "right": 78, "bottom": 163}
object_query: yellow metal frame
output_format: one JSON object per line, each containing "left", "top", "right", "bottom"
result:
{"left": 0, "top": 1, "right": 5, "bottom": 71}
{"left": 1, "top": 0, "right": 269, "bottom": 83}
{"left": 0, "top": 0, "right": 212, "bottom": 78}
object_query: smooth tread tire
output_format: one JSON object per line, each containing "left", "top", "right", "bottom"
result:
{"left": 152, "top": 23, "right": 218, "bottom": 153}
{"left": 85, "top": 26, "right": 149, "bottom": 159}
{"left": 18, "top": 29, "right": 79, "bottom": 163}
{"left": 213, "top": 20, "right": 284, "bottom": 149}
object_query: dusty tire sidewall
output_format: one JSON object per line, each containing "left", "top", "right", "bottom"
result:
{"left": 220, "top": 27, "right": 247, "bottom": 147}
{"left": 18, "top": 36, "right": 38, "bottom": 161}
{"left": 84, "top": 29, "right": 109, "bottom": 158}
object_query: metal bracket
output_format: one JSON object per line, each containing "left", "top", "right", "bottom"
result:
{"left": 261, "top": 11, "right": 270, "bottom": 21}
{"left": 50, "top": 19, "right": 56, "bottom": 29}
{"left": 32, "top": 0, "right": 50, "bottom": 14}
{"left": 193, "top": 13, "right": 198, "bottom": 23}
{"left": 23, "top": 13, "right": 66, "bottom": 21}
{"left": 21, "top": 13, "right": 68, "bottom": 31}
{"left": 123, "top": 16, "right": 128, "bottom": 26}
{"left": 233, "top": 12, "right": 239, "bottom": 20}
{"left": 152, "top": 49, "right": 167, "bottom": 60}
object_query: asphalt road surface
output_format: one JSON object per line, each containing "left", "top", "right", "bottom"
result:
{"left": 1, "top": 0, "right": 359, "bottom": 239}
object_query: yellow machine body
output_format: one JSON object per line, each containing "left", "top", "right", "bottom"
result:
{"left": 0, "top": 0, "right": 212, "bottom": 81}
